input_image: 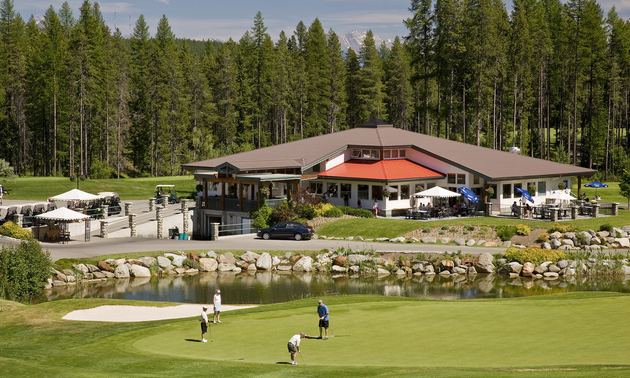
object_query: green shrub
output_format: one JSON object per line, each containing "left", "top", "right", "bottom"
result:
{"left": 270, "top": 202, "right": 298, "bottom": 224}
{"left": 536, "top": 232, "right": 550, "bottom": 242}
{"left": 422, "top": 227, "right": 431, "bottom": 233}
{"left": 441, "top": 225, "right": 450, "bottom": 231}
{"left": 504, "top": 247, "right": 566, "bottom": 265}
{"left": 496, "top": 225, "right": 517, "bottom": 241}
{"left": 314, "top": 203, "right": 334, "bottom": 217}
{"left": 294, "top": 203, "right": 317, "bottom": 220}
{"left": 182, "top": 258, "right": 200, "bottom": 270}
{"left": 599, "top": 223, "right": 614, "bottom": 233}
{"left": 548, "top": 222, "right": 576, "bottom": 234}
{"left": 252, "top": 203, "right": 272, "bottom": 229}
{"left": 463, "top": 230, "right": 469, "bottom": 235}
{"left": 0, "top": 222, "right": 34, "bottom": 240}
{"left": 90, "top": 160, "right": 116, "bottom": 179}
{"left": 337, "top": 206, "right": 374, "bottom": 218}
{"left": 0, "top": 240, "right": 52, "bottom": 301}
{"left": 465, "top": 224, "right": 474, "bottom": 231}
{"left": 515, "top": 224, "right": 531, "bottom": 236}
{"left": 323, "top": 207, "right": 344, "bottom": 218}
{"left": 438, "top": 230, "right": 445, "bottom": 235}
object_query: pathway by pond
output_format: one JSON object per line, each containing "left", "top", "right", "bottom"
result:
{"left": 37, "top": 271, "right": 630, "bottom": 304}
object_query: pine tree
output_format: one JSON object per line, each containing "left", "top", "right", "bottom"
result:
{"left": 129, "top": 15, "right": 152, "bottom": 174}
{"left": 304, "top": 18, "right": 330, "bottom": 136}
{"left": 327, "top": 29, "right": 346, "bottom": 132}
{"left": 359, "top": 30, "right": 385, "bottom": 122}
{"left": 345, "top": 48, "right": 362, "bottom": 128}
{"left": 212, "top": 38, "right": 240, "bottom": 151}
{"left": 385, "top": 37, "right": 413, "bottom": 130}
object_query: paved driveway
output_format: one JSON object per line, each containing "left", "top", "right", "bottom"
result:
{"left": 1, "top": 233, "right": 506, "bottom": 261}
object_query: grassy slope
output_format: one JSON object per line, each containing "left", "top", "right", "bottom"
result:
{"left": 0, "top": 176, "right": 197, "bottom": 201}
{"left": 0, "top": 294, "right": 628, "bottom": 377}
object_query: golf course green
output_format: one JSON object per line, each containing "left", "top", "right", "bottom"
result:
{"left": 1, "top": 293, "right": 628, "bottom": 377}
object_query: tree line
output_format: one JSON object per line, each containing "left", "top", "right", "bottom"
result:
{"left": 0, "top": 0, "right": 629, "bottom": 179}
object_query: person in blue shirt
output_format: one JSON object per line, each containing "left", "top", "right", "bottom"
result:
{"left": 317, "top": 299, "right": 329, "bottom": 340}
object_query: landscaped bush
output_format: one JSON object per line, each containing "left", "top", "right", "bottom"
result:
{"left": 441, "top": 225, "right": 450, "bottom": 231}
{"left": 0, "top": 222, "right": 34, "bottom": 240}
{"left": 504, "top": 247, "right": 566, "bottom": 265}
{"left": 465, "top": 224, "right": 474, "bottom": 231}
{"left": 599, "top": 223, "right": 614, "bottom": 233}
{"left": 252, "top": 203, "right": 272, "bottom": 229}
{"left": 548, "top": 222, "right": 576, "bottom": 234}
{"left": 323, "top": 207, "right": 344, "bottom": 218}
{"left": 337, "top": 206, "right": 374, "bottom": 218}
{"left": 536, "top": 232, "right": 550, "bottom": 243}
{"left": 515, "top": 224, "right": 531, "bottom": 236}
{"left": 496, "top": 225, "right": 517, "bottom": 241}
{"left": 270, "top": 202, "right": 298, "bottom": 224}
{"left": 182, "top": 258, "right": 200, "bottom": 270}
{"left": 294, "top": 203, "right": 317, "bottom": 220}
{"left": 314, "top": 203, "right": 334, "bottom": 217}
{"left": 422, "top": 227, "right": 431, "bottom": 233}
{"left": 0, "top": 240, "right": 52, "bottom": 301}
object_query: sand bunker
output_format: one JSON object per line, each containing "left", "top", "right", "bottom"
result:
{"left": 63, "top": 304, "right": 257, "bottom": 322}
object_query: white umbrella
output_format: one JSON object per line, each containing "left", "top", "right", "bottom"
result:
{"left": 34, "top": 207, "right": 90, "bottom": 221}
{"left": 547, "top": 190, "right": 575, "bottom": 201}
{"left": 386, "top": 186, "right": 398, "bottom": 193}
{"left": 50, "top": 189, "right": 100, "bottom": 202}
{"left": 416, "top": 186, "right": 461, "bottom": 198}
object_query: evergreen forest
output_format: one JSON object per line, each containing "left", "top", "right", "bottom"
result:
{"left": 0, "top": 0, "right": 629, "bottom": 179}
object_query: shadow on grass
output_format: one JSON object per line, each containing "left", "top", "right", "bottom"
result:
{"left": 185, "top": 339, "right": 202, "bottom": 342}
{"left": 276, "top": 362, "right": 293, "bottom": 365}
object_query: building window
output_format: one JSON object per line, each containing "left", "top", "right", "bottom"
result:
{"left": 352, "top": 150, "right": 361, "bottom": 158}
{"left": 400, "top": 150, "right": 406, "bottom": 158}
{"left": 503, "top": 184, "right": 512, "bottom": 199}
{"left": 488, "top": 184, "right": 497, "bottom": 199}
{"left": 401, "top": 185, "right": 410, "bottom": 200}
{"left": 447, "top": 174, "right": 456, "bottom": 184}
{"left": 457, "top": 174, "right": 466, "bottom": 184}
{"left": 310, "top": 182, "right": 323, "bottom": 194}
{"left": 327, "top": 184, "right": 338, "bottom": 198}
{"left": 312, "top": 163, "right": 320, "bottom": 172}
{"left": 372, "top": 185, "right": 383, "bottom": 200}
{"left": 538, "top": 181, "right": 546, "bottom": 195}
{"left": 371, "top": 150, "right": 380, "bottom": 159}
{"left": 527, "top": 182, "right": 536, "bottom": 196}
{"left": 514, "top": 183, "right": 522, "bottom": 198}
{"left": 426, "top": 182, "right": 436, "bottom": 189}
{"left": 383, "top": 150, "right": 391, "bottom": 159}
{"left": 341, "top": 183, "right": 351, "bottom": 199}
{"left": 391, "top": 150, "right": 399, "bottom": 158}
{"left": 388, "top": 185, "right": 399, "bottom": 200}
{"left": 358, "top": 184, "right": 369, "bottom": 200}
{"left": 415, "top": 183, "right": 424, "bottom": 193}
{"left": 473, "top": 175, "right": 480, "bottom": 185}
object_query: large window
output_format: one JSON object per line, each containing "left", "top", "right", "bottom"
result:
{"left": 447, "top": 174, "right": 456, "bottom": 184}
{"left": 358, "top": 184, "right": 369, "bottom": 200}
{"left": 502, "top": 183, "right": 512, "bottom": 199}
{"left": 401, "top": 185, "right": 410, "bottom": 200}
{"left": 527, "top": 182, "right": 536, "bottom": 196}
{"left": 457, "top": 174, "right": 466, "bottom": 184}
{"left": 383, "top": 149, "right": 406, "bottom": 159}
{"left": 372, "top": 185, "right": 383, "bottom": 200}
{"left": 309, "top": 182, "right": 323, "bottom": 194}
{"left": 415, "top": 184, "right": 424, "bottom": 193}
{"left": 341, "top": 183, "right": 351, "bottom": 200}
{"left": 538, "top": 181, "right": 546, "bottom": 195}
{"left": 327, "top": 184, "right": 338, "bottom": 198}
{"left": 388, "top": 185, "right": 399, "bottom": 200}
{"left": 473, "top": 175, "right": 480, "bottom": 185}
{"left": 514, "top": 183, "right": 522, "bottom": 198}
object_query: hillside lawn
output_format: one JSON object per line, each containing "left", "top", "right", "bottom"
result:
{"left": 0, "top": 293, "right": 628, "bottom": 377}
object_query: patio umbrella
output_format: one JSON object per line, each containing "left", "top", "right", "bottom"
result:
{"left": 584, "top": 181, "right": 608, "bottom": 197}
{"left": 457, "top": 187, "right": 479, "bottom": 203}
{"left": 416, "top": 186, "right": 461, "bottom": 198}
{"left": 50, "top": 189, "right": 100, "bottom": 202}
{"left": 514, "top": 187, "right": 534, "bottom": 203}
{"left": 34, "top": 207, "right": 90, "bottom": 221}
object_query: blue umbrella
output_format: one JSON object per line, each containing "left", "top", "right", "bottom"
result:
{"left": 584, "top": 181, "right": 608, "bottom": 197}
{"left": 457, "top": 187, "right": 479, "bottom": 203}
{"left": 514, "top": 187, "right": 534, "bottom": 203}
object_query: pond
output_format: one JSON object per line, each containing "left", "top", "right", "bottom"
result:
{"left": 36, "top": 271, "right": 630, "bottom": 304}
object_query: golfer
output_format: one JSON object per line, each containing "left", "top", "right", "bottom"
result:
{"left": 287, "top": 333, "right": 305, "bottom": 365}
{"left": 213, "top": 289, "right": 222, "bottom": 323}
{"left": 200, "top": 305, "right": 209, "bottom": 343}
{"left": 317, "top": 299, "right": 329, "bottom": 340}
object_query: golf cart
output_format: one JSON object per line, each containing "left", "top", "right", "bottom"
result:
{"left": 155, "top": 185, "right": 180, "bottom": 205}
{"left": 97, "top": 192, "right": 122, "bottom": 216}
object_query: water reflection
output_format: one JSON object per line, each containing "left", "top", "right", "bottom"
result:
{"left": 37, "top": 272, "right": 630, "bottom": 304}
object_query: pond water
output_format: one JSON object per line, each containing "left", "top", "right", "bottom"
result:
{"left": 36, "top": 271, "right": 630, "bottom": 304}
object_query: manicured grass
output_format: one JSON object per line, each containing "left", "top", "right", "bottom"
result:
{"left": 0, "top": 176, "right": 197, "bottom": 201}
{"left": 316, "top": 210, "right": 630, "bottom": 238}
{"left": 0, "top": 294, "right": 628, "bottom": 377}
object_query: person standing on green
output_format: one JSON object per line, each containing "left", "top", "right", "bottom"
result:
{"left": 317, "top": 299, "right": 329, "bottom": 340}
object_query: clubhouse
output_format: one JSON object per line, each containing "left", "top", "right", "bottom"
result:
{"left": 183, "top": 119, "right": 596, "bottom": 238}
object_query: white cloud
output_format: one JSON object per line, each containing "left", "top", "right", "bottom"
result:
{"left": 154, "top": 0, "right": 170, "bottom": 4}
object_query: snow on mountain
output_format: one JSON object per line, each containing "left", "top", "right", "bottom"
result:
{"left": 338, "top": 30, "right": 393, "bottom": 53}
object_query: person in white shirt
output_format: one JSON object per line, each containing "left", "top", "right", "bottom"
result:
{"left": 213, "top": 289, "right": 222, "bottom": 323}
{"left": 287, "top": 333, "right": 305, "bottom": 365}
{"left": 200, "top": 306, "right": 209, "bottom": 342}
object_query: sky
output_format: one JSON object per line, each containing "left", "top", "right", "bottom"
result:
{"left": 16, "top": 0, "right": 630, "bottom": 42}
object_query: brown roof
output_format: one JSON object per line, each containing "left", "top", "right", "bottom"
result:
{"left": 183, "top": 119, "right": 597, "bottom": 181}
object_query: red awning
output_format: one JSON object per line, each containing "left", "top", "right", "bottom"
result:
{"left": 318, "top": 159, "right": 444, "bottom": 181}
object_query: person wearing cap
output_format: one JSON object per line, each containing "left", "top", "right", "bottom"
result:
{"left": 213, "top": 289, "right": 222, "bottom": 323}
{"left": 317, "top": 299, "right": 329, "bottom": 340}
{"left": 200, "top": 305, "right": 209, "bottom": 342}
{"left": 287, "top": 333, "right": 305, "bottom": 365}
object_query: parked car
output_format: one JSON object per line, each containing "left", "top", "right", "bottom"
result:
{"left": 257, "top": 222, "right": 313, "bottom": 241}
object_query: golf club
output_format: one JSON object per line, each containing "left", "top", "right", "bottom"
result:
{"left": 299, "top": 351, "right": 306, "bottom": 365}
{"left": 224, "top": 358, "right": 244, "bottom": 361}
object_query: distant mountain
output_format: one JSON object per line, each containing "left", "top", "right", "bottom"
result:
{"left": 338, "top": 30, "right": 393, "bottom": 53}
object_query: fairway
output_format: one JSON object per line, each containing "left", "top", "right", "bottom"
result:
{"left": 134, "top": 293, "right": 630, "bottom": 368}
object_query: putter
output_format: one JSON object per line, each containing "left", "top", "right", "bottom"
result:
{"left": 299, "top": 351, "right": 306, "bottom": 365}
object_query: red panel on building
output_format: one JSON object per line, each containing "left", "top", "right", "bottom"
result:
{"left": 318, "top": 159, "right": 444, "bottom": 181}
